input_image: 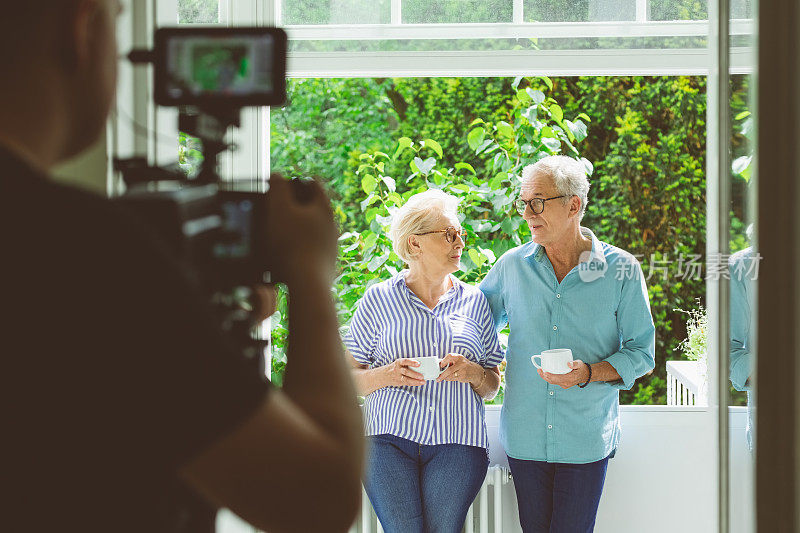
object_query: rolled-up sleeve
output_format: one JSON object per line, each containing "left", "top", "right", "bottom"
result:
{"left": 479, "top": 259, "right": 509, "bottom": 332}
{"left": 475, "top": 293, "right": 505, "bottom": 367}
{"left": 604, "top": 261, "right": 656, "bottom": 390}
{"left": 343, "top": 289, "right": 380, "bottom": 366}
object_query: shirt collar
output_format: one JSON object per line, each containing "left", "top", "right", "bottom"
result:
{"left": 523, "top": 226, "right": 608, "bottom": 268}
{"left": 393, "top": 269, "right": 462, "bottom": 306}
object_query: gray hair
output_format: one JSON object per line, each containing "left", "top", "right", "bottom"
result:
{"left": 390, "top": 189, "right": 461, "bottom": 263}
{"left": 522, "top": 156, "right": 591, "bottom": 220}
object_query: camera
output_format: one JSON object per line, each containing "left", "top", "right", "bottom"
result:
{"left": 113, "top": 27, "right": 293, "bottom": 371}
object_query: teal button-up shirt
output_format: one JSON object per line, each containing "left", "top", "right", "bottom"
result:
{"left": 480, "top": 227, "right": 656, "bottom": 464}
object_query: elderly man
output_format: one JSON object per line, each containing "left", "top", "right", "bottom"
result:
{"left": 480, "top": 155, "right": 655, "bottom": 532}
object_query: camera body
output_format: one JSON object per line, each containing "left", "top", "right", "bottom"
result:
{"left": 113, "top": 27, "right": 290, "bottom": 366}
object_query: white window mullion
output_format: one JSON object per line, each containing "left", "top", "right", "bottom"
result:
{"left": 285, "top": 48, "right": 755, "bottom": 78}
{"left": 635, "top": 0, "right": 648, "bottom": 22}
{"left": 152, "top": 0, "right": 179, "bottom": 168}
{"left": 391, "top": 0, "right": 402, "bottom": 25}
{"left": 512, "top": 0, "right": 523, "bottom": 24}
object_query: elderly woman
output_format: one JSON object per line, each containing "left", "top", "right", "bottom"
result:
{"left": 344, "top": 189, "right": 504, "bottom": 533}
{"left": 480, "top": 155, "right": 656, "bottom": 532}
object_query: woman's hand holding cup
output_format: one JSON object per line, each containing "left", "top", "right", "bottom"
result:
{"left": 436, "top": 353, "right": 480, "bottom": 385}
{"left": 384, "top": 358, "right": 426, "bottom": 387}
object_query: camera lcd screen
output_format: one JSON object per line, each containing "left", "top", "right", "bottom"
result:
{"left": 155, "top": 28, "right": 286, "bottom": 107}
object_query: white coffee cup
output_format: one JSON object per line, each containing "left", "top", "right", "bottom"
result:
{"left": 531, "top": 349, "right": 574, "bottom": 375}
{"left": 411, "top": 356, "right": 446, "bottom": 381}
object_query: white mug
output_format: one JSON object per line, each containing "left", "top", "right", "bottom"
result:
{"left": 531, "top": 349, "right": 574, "bottom": 375}
{"left": 411, "top": 356, "right": 446, "bottom": 381}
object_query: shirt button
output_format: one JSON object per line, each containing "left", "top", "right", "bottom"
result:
{"left": 548, "top": 425, "right": 553, "bottom": 429}
{"left": 553, "top": 325, "right": 558, "bottom": 331}
{"left": 556, "top": 294, "right": 561, "bottom": 298}
{"left": 549, "top": 391, "right": 554, "bottom": 396}
{"left": 429, "top": 406, "right": 435, "bottom": 412}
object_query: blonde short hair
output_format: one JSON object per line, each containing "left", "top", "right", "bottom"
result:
{"left": 390, "top": 189, "right": 461, "bottom": 263}
{"left": 522, "top": 155, "right": 591, "bottom": 220}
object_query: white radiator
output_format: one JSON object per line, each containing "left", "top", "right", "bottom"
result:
{"left": 349, "top": 466, "right": 512, "bottom": 533}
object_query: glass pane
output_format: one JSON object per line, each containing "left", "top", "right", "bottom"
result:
{"left": 282, "top": 0, "right": 391, "bottom": 25}
{"left": 403, "top": 0, "right": 513, "bottom": 23}
{"left": 524, "top": 0, "right": 637, "bottom": 22}
{"left": 729, "top": 2, "right": 756, "bottom": 531}
{"left": 178, "top": 0, "right": 219, "bottom": 24}
{"left": 649, "top": 0, "right": 753, "bottom": 21}
{"left": 649, "top": 0, "right": 707, "bottom": 21}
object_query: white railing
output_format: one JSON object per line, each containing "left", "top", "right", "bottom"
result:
{"left": 666, "top": 360, "right": 708, "bottom": 406}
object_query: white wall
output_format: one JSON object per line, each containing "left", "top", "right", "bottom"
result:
{"left": 485, "top": 405, "right": 753, "bottom": 533}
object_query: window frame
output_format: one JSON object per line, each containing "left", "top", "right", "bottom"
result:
{"left": 114, "top": 1, "right": 757, "bottom": 531}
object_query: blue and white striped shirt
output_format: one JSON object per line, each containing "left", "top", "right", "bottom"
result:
{"left": 344, "top": 271, "right": 505, "bottom": 448}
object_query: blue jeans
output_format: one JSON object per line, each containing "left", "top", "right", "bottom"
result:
{"left": 364, "top": 434, "right": 489, "bottom": 533}
{"left": 507, "top": 455, "right": 610, "bottom": 533}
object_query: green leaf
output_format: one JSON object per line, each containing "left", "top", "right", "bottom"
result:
{"left": 522, "top": 105, "right": 538, "bottom": 125}
{"left": 381, "top": 175, "right": 397, "bottom": 192}
{"left": 496, "top": 121, "right": 514, "bottom": 137}
{"left": 358, "top": 153, "right": 372, "bottom": 161}
{"left": 479, "top": 247, "right": 497, "bottom": 264}
{"left": 414, "top": 156, "right": 436, "bottom": 175}
{"left": 576, "top": 112, "right": 592, "bottom": 122}
{"left": 468, "top": 248, "right": 487, "bottom": 267}
{"left": 732, "top": 155, "right": 752, "bottom": 178}
{"left": 422, "top": 139, "right": 444, "bottom": 158}
{"left": 360, "top": 194, "right": 379, "bottom": 211}
{"left": 469, "top": 118, "right": 486, "bottom": 127}
{"left": 455, "top": 162, "right": 476, "bottom": 174}
{"left": 386, "top": 192, "right": 403, "bottom": 205}
{"left": 475, "top": 139, "right": 493, "bottom": 155}
{"left": 374, "top": 151, "right": 391, "bottom": 160}
{"left": 362, "top": 232, "right": 378, "bottom": 249}
{"left": 527, "top": 88, "right": 546, "bottom": 104}
{"left": 549, "top": 104, "right": 564, "bottom": 123}
{"left": 542, "top": 137, "right": 561, "bottom": 151}
{"left": 450, "top": 183, "right": 471, "bottom": 192}
{"left": 490, "top": 172, "right": 508, "bottom": 189}
{"left": 539, "top": 76, "right": 553, "bottom": 91}
{"left": 567, "top": 119, "right": 588, "bottom": 142}
{"left": 561, "top": 120, "right": 576, "bottom": 142}
{"left": 580, "top": 157, "right": 594, "bottom": 176}
{"left": 361, "top": 174, "right": 377, "bottom": 194}
{"left": 467, "top": 127, "right": 486, "bottom": 151}
{"left": 734, "top": 111, "right": 751, "bottom": 120}
{"left": 367, "top": 251, "right": 391, "bottom": 272}
{"left": 393, "top": 137, "right": 413, "bottom": 159}
{"left": 342, "top": 241, "right": 360, "bottom": 253}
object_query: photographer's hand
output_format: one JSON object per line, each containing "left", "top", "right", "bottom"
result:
{"left": 263, "top": 174, "right": 338, "bottom": 285}
{"left": 252, "top": 284, "right": 277, "bottom": 323}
